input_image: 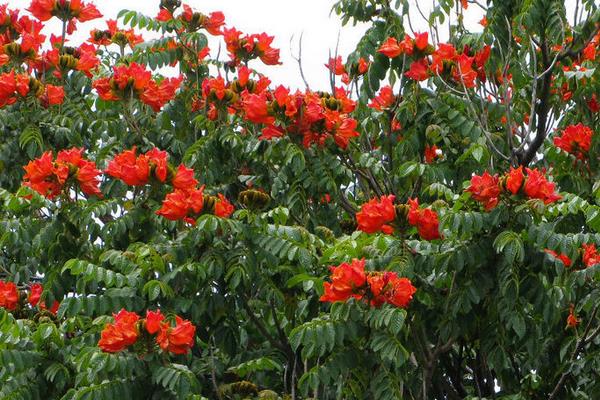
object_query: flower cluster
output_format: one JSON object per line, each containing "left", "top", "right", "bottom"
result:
{"left": 355, "top": 195, "right": 441, "bottom": 241}
{"left": 223, "top": 27, "right": 280, "bottom": 66}
{"left": 378, "top": 32, "right": 490, "bottom": 87}
{"left": 23, "top": 147, "right": 102, "bottom": 199}
{"left": 368, "top": 85, "right": 396, "bottom": 111}
{"left": 553, "top": 123, "right": 594, "bottom": 160}
{"left": 356, "top": 194, "right": 396, "bottom": 234}
{"left": 325, "top": 55, "right": 370, "bottom": 85}
{"left": 467, "top": 167, "right": 562, "bottom": 210}
{"left": 407, "top": 198, "right": 441, "bottom": 240}
{"left": 89, "top": 19, "right": 143, "bottom": 50}
{"left": 320, "top": 258, "right": 417, "bottom": 309}
{"left": 544, "top": 242, "right": 600, "bottom": 269}
{"left": 0, "top": 281, "right": 59, "bottom": 313}
{"left": 36, "top": 41, "right": 99, "bottom": 78}
{"left": 0, "top": 70, "right": 64, "bottom": 108}
{"left": 106, "top": 147, "right": 169, "bottom": 186}
{"left": 92, "top": 62, "right": 183, "bottom": 112}
{"left": 28, "top": 0, "right": 102, "bottom": 34}
{"left": 98, "top": 309, "right": 196, "bottom": 355}
{"left": 157, "top": 3, "right": 225, "bottom": 37}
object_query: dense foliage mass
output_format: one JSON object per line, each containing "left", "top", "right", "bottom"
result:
{"left": 1, "top": 0, "right": 600, "bottom": 398}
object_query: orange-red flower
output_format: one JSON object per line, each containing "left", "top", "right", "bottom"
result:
{"left": 405, "top": 59, "right": 430, "bottom": 81}
{"left": 505, "top": 166, "right": 524, "bottom": 195}
{"left": 544, "top": 249, "right": 572, "bottom": 267}
{"left": 28, "top": 283, "right": 43, "bottom": 306}
{"left": 566, "top": 304, "right": 580, "bottom": 328}
{"left": 214, "top": 194, "right": 234, "bottom": 218}
{"left": 0, "top": 280, "right": 18, "bottom": 310}
{"left": 23, "top": 148, "right": 102, "bottom": 199}
{"left": 93, "top": 63, "right": 181, "bottom": 111}
{"left": 106, "top": 147, "right": 149, "bottom": 186}
{"left": 98, "top": 309, "right": 140, "bottom": 353}
{"left": 368, "top": 271, "right": 417, "bottom": 308}
{"left": 553, "top": 123, "right": 593, "bottom": 160}
{"left": 407, "top": 198, "right": 441, "bottom": 240}
{"left": 523, "top": 168, "right": 561, "bottom": 204}
{"left": 145, "top": 309, "right": 165, "bottom": 334}
{"left": 156, "top": 186, "right": 205, "bottom": 225}
{"left": 356, "top": 195, "right": 396, "bottom": 234}
{"left": 424, "top": 144, "right": 442, "bottom": 163}
{"left": 582, "top": 243, "right": 600, "bottom": 267}
{"left": 171, "top": 164, "right": 198, "bottom": 190}
{"left": 156, "top": 316, "right": 196, "bottom": 355}
{"left": 368, "top": 85, "right": 395, "bottom": 110}
{"left": 320, "top": 258, "right": 367, "bottom": 303}
{"left": 467, "top": 171, "right": 501, "bottom": 210}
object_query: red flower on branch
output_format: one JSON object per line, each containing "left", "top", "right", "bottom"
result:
{"left": 0, "top": 280, "right": 18, "bottom": 310}
{"left": 156, "top": 186, "right": 205, "bottom": 225}
{"left": 368, "top": 85, "right": 396, "bottom": 110}
{"left": 582, "top": 243, "right": 600, "bottom": 267}
{"left": 172, "top": 164, "right": 198, "bottom": 190}
{"left": 566, "top": 304, "right": 580, "bottom": 329}
{"left": 145, "top": 309, "right": 165, "bottom": 334}
{"left": 98, "top": 309, "right": 140, "bottom": 353}
{"left": 544, "top": 249, "right": 572, "bottom": 267}
{"left": 523, "top": 168, "right": 561, "bottom": 204}
{"left": 156, "top": 316, "right": 196, "bottom": 355}
{"left": 553, "top": 123, "right": 593, "bottom": 160}
{"left": 467, "top": 171, "right": 501, "bottom": 210}
{"left": 505, "top": 166, "right": 524, "bottom": 195}
{"left": 214, "top": 194, "right": 234, "bottom": 218}
{"left": 368, "top": 272, "right": 417, "bottom": 308}
{"left": 320, "top": 258, "right": 367, "bottom": 303}
{"left": 407, "top": 198, "right": 441, "bottom": 240}
{"left": 356, "top": 195, "right": 396, "bottom": 234}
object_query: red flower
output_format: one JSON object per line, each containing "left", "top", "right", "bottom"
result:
{"left": 424, "top": 144, "right": 442, "bottom": 163}
{"left": 453, "top": 53, "right": 477, "bottom": 88}
{"left": 242, "top": 93, "right": 275, "bottom": 124}
{"left": 358, "top": 57, "right": 370, "bottom": 74}
{"left": 172, "top": 164, "right": 198, "bottom": 190}
{"left": 505, "top": 166, "right": 524, "bottom": 195}
{"left": 28, "top": 283, "right": 43, "bottom": 307}
{"left": 156, "top": 186, "right": 205, "bottom": 225}
{"left": 587, "top": 94, "right": 600, "bottom": 113}
{"left": 145, "top": 309, "right": 165, "bottom": 334}
{"left": 378, "top": 37, "right": 402, "bottom": 58}
{"left": 553, "top": 123, "right": 593, "bottom": 160}
{"left": 93, "top": 63, "right": 179, "bottom": 111}
{"left": 407, "top": 198, "right": 441, "bottom": 240}
{"left": 544, "top": 249, "right": 572, "bottom": 267}
{"left": 368, "top": 85, "right": 396, "bottom": 110}
{"left": 23, "top": 148, "right": 101, "bottom": 199}
{"left": 467, "top": 171, "right": 501, "bottom": 210}
{"left": 325, "top": 55, "right": 346, "bottom": 76}
{"left": 414, "top": 32, "right": 429, "bottom": 51}
{"left": 356, "top": 195, "right": 396, "bottom": 234}
{"left": 0, "top": 280, "right": 18, "bottom": 310}
{"left": 98, "top": 309, "right": 140, "bottom": 353}
{"left": 320, "top": 258, "right": 367, "bottom": 303}
{"left": 567, "top": 304, "right": 580, "bottom": 328}
{"left": 146, "top": 148, "right": 168, "bottom": 183}
{"left": 106, "top": 147, "right": 150, "bottom": 186}
{"left": 28, "top": 0, "right": 102, "bottom": 23}
{"left": 405, "top": 59, "right": 430, "bottom": 81}
{"left": 259, "top": 125, "right": 285, "bottom": 141}
{"left": 215, "top": 194, "right": 234, "bottom": 218}
{"left": 582, "top": 243, "right": 600, "bottom": 267}
{"left": 156, "top": 316, "right": 196, "bottom": 355}
{"left": 523, "top": 168, "right": 561, "bottom": 204}
{"left": 368, "top": 272, "right": 416, "bottom": 308}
